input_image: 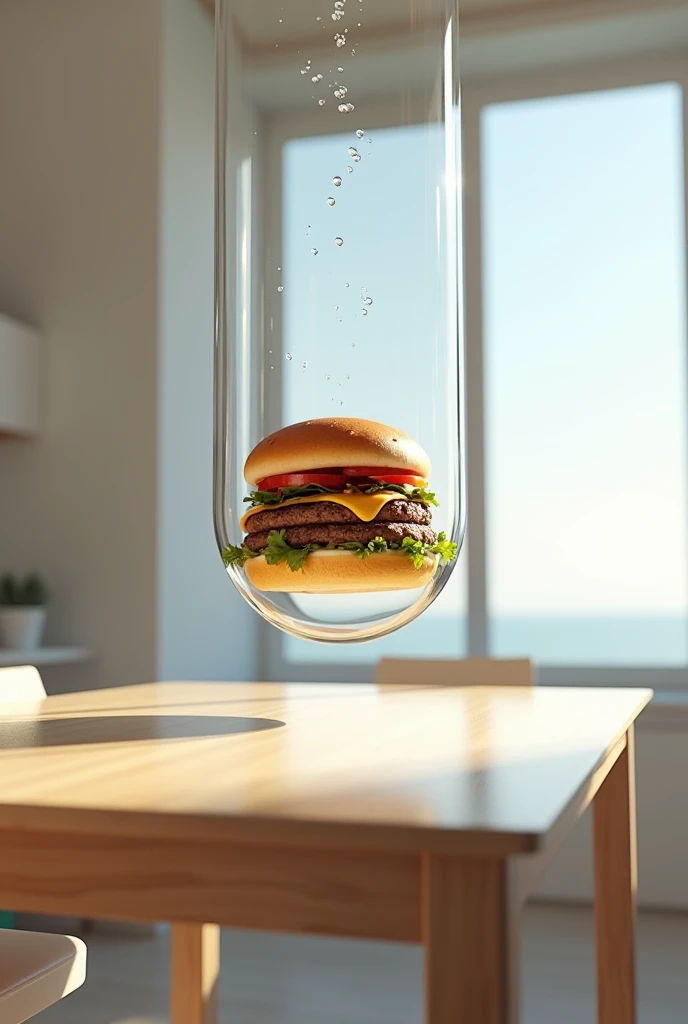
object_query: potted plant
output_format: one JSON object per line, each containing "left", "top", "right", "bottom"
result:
{"left": 0, "top": 573, "right": 48, "bottom": 650}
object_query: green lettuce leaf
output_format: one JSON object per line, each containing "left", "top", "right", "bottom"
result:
{"left": 263, "top": 529, "right": 318, "bottom": 571}
{"left": 244, "top": 482, "right": 439, "bottom": 509}
{"left": 428, "top": 531, "right": 459, "bottom": 564}
{"left": 224, "top": 530, "right": 458, "bottom": 574}
{"left": 222, "top": 542, "right": 257, "bottom": 568}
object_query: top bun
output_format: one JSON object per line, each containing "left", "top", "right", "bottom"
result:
{"left": 244, "top": 418, "right": 431, "bottom": 485}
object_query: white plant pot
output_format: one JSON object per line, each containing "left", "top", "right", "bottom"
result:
{"left": 0, "top": 606, "right": 46, "bottom": 650}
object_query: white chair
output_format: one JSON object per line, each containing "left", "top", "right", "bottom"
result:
{"left": 0, "top": 930, "right": 86, "bottom": 1024}
{"left": 375, "top": 656, "right": 535, "bottom": 687}
{"left": 0, "top": 665, "right": 87, "bottom": 1021}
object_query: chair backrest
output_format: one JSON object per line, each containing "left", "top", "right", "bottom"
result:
{"left": 375, "top": 657, "right": 535, "bottom": 687}
{"left": 0, "top": 665, "right": 47, "bottom": 703}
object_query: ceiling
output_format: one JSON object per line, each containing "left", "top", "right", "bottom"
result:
{"left": 199, "top": 0, "right": 684, "bottom": 47}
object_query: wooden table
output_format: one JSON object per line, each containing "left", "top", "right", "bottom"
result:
{"left": 0, "top": 681, "right": 650, "bottom": 1024}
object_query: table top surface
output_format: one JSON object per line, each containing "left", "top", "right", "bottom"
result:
{"left": 0, "top": 681, "right": 651, "bottom": 854}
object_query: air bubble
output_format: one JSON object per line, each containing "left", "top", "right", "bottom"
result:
{"left": 334, "top": 87, "right": 348, "bottom": 99}
{"left": 344, "top": 282, "right": 350, "bottom": 287}
{"left": 360, "top": 308, "right": 368, "bottom": 316}
{"left": 339, "top": 401, "right": 344, "bottom": 406}
{"left": 325, "top": 374, "right": 331, "bottom": 380}
{"left": 318, "top": 99, "right": 326, "bottom": 106}
{"left": 334, "top": 305, "right": 339, "bottom": 311}
{"left": 286, "top": 352, "right": 293, "bottom": 360}
{"left": 311, "top": 248, "right": 318, "bottom": 255}
{"left": 300, "top": 69, "right": 307, "bottom": 75}
{"left": 348, "top": 147, "right": 358, "bottom": 157}
{"left": 345, "top": 374, "right": 350, "bottom": 380}
{"left": 277, "top": 285, "right": 284, "bottom": 292}
{"left": 302, "top": 362, "right": 310, "bottom": 370}
{"left": 353, "top": 153, "right": 361, "bottom": 162}
{"left": 327, "top": 197, "right": 335, "bottom": 206}
{"left": 335, "top": 237, "right": 343, "bottom": 246}
{"left": 356, "top": 129, "right": 365, "bottom": 138}
{"left": 347, "top": 165, "right": 353, "bottom": 173}
{"left": 312, "top": 74, "right": 323, "bottom": 82}
{"left": 333, "top": 176, "right": 342, "bottom": 186}
{"left": 338, "top": 103, "right": 355, "bottom": 113}
{"left": 351, "top": 48, "right": 356, "bottom": 54}
{"left": 364, "top": 296, "right": 372, "bottom": 305}
{"left": 338, "top": 66, "right": 344, "bottom": 72}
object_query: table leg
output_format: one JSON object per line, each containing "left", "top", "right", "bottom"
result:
{"left": 422, "top": 854, "right": 519, "bottom": 1023}
{"left": 170, "top": 923, "right": 220, "bottom": 1024}
{"left": 593, "top": 727, "right": 638, "bottom": 1024}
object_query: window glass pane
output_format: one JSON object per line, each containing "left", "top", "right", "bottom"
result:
{"left": 279, "top": 126, "right": 466, "bottom": 666}
{"left": 482, "top": 83, "right": 688, "bottom": 665}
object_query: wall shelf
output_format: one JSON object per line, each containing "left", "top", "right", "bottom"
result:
{"left": 0, "top": 647, "right": 91, "bottom": 667}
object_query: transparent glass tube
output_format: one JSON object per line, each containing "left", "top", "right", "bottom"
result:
{"left": 214, "top": 0, "right": 465, "bottom": 643}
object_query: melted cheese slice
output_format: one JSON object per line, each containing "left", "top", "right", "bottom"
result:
{"left": 240, "top": 492, "right": 403, "bottom": 533}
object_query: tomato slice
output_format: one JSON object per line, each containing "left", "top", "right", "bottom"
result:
{"left": 257, "top": 471, "right": 347, "bottom": 491}
{"left": 369, "top": 474, "right": 426, "bottom": 487}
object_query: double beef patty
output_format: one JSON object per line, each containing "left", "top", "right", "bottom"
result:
{"left": 244, "top": 498, "right": 436, "bottom": 553}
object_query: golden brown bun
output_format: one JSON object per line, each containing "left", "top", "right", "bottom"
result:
{"left": 244, "top": 549, "right": 438, "bottom": 594}
{"left": 244, "top": 418, "right": 431, "bottom": 485}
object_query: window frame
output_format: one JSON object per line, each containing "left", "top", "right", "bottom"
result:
{"left": 259, "top": 51, "right": 688, "bottom": 687}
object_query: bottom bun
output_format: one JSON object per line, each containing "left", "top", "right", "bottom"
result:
{"left": 244, "top": 549, "right": 438, "bottom": 594}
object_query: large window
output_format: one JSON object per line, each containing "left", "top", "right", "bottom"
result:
{"left": 265, "top": 68, "right": 688, "bottom": 683}
{"left": 483, "top": 82, "right": 688, "bottom": 665}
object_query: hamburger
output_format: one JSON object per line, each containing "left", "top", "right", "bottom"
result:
{"left": 222, "top": 417, "right": 457, "bottom": 593}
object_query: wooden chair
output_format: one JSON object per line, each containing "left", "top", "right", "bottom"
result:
{"left": 0, "top": 666, "right": 87, "bottom": 1022}
{"left": 375, "top": 656, "right": 535, "bottom": 687}
{"left": 0, "top": 665, "right": 216, "bottom": 1024}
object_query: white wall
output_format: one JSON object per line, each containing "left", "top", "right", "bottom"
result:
{"left": 158, "top": 0, "right": 257, "bottom": 679}
{"left": 0, "top": 0, "right": 258, "bottom": 689}
{"left": 0, "top": 0, "right": 161, "bottom": 691}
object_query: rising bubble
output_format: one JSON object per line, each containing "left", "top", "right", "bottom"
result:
{"left": 353, "top": 153, "right": 361, "bottom": 162}
{"left": 356, "top": 128, "right": 364, "bottom": 138}
{"left": 364, "top": 296, "right": 373, "bottom": 305}
{"left": 311, "top": 248, "right": 318, "bottom": 255}
{"left": 302, "top": 362, "right": 310, "bottom": 370}
{"left": 333, "top": 176, "right": 342, "bottom": 186}
{"left": 335, "top": 237, "right": 343, "bottom": 246}
{"left": 360, "top": 308, "right": 368, "bottom": 316}
{"left": 286, "top": 352, "right": 293, "bottom": 360}
{"left": 277, "top": 285, "right": 284, "bottom": 292}
{"left": 347, "top": 165, "right": 353, "bottom": 173}
{"left": 326, "top": 374, "right": 331, "bottom": 380}
{"left": 338, "top": 66, "right": 344, "bottom": 72}
{"left": 348, "top": 147, "right": 358, "bottom": 157}
{"left": 318, "top": 99, "right": 326, "bottom": 106}
{"left": 327, "top": 197, "right": 336, "bottom": 206}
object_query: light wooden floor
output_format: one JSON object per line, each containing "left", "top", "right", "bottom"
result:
{"left": 39, "top": 904, "right": 687, "bottom": 1024}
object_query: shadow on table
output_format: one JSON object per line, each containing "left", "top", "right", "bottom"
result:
{"left": 0, "top": 714, "right": 285, "bottom": 747}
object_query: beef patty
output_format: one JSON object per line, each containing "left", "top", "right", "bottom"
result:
{"left": 244, "top": 522, "right": 437, "bottom": 553}
{"left": 244, "top": 498, "right": 432, "bottom": 535}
